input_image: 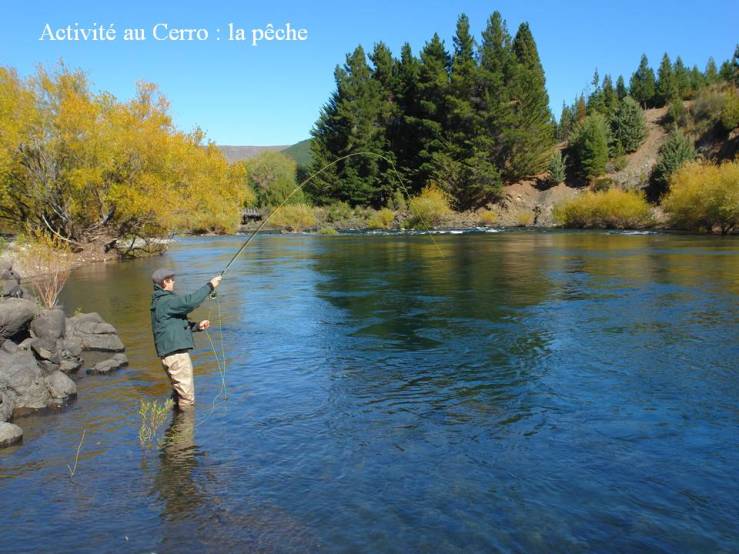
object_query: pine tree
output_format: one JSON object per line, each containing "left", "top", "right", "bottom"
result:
{"left": 504, "top": 22, "right": 555, "bottom": 179}
{"left": 616, "top": 75, "right": 628, "bottom": 100}
{"left": 656, "top": 53, "right": 677, "bottom": 107}
{"left": 575, "top": 94, "right": 587, "bottom": 122}
{"left": 308, "top": 46, "right": 390, "bottom": 206}
{"left": 394, "top": 42, "right": 423, "bottom": 191}
{"left": 411, "top": 34, "right": 450, "bottom": 190}
{"left": 733, "top": 45, "right": 739, "bottom": 86}
{"left": 610, "top": 96, "right": 647, "bottom": 154}
{"left": 587, "top": 68, "right": 604, "bottom": 114}
{"left": 437, "top": 14, "right": 501, "bottom": 209}
{"left": 601, "top": 74, "right": 618, "bottom": 115}
{"left": 719, "top": 60, "right": 733, "bottom": 83}
{"left": 673, "top": 56, "right": 690, "bottom": 99}
{"left": 558, "top": 102, "right": 575, "bottom": 140}
{"left": 650, "top": 129, "right": 696, "bottom": 198}
{"left": 630, "top": 54, "right": 656, "bottom": 108}
{"left": 569, "top": 112, "right": 610, "bottom": 181}
{"left": 690, "top": 65, "right": 705, "bottom": 94}
{"left": 705, "top": 57, "right": 718, "bottom": 83}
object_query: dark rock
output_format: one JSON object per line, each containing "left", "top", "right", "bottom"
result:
{"left": 80, "top": 333, "right": 125, "bottom": 352}
{"left": 87, "top": 353, "right": 129, "bottom": 375}
{"left": 17, "top": 338, "right": 34, "bottom": 350}
{"left": 0, "top": 350, "right": 51, "bottom": 411}
{"left": 0, "top": 422, "right": 23, "bottom": 448}
{"left": 0, "top": 262, "right": 23, "bottom": 299}
{"left": 46, "top": 371, "right": 77, "bottom": 403}
{"left": 31, "top": 338, "right": 59, "bottom": 362}
{"left": 0, "top": 298, "right": 38, "bottom": 340}
{"left": 30, "top": 308, "right": 66, "bottom": 341}
{"left": 0, "top": 389, "right": 14, "bottom": 422}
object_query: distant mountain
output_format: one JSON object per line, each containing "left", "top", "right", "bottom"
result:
{"left": 282, "top": 139, "right": 312, "bottom": 168}
{"left": 218, "top": 145, "right": 289, "bottom": 163}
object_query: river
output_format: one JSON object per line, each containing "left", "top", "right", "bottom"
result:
{"left": 1, "top": 230, "right": 737, "bottom": 552}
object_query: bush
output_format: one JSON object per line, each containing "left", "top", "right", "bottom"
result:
{"left": 515, "top": 211, "right": 534, "bottom": 227}
{"left": 592, "top": 177, "right": 613, "bottom": 192}
{"left": 665, "top": 99, "right": 688, "bottom": 128}
{"left": 366, "top": 208, "right": 395, "bottom": 229}
{"left": 318, "top": 227, "right": 338, "bottom": 235}
{"left": 554, "top": 189, "right": 653, "bottom": 229}
{"left": 662, "top": 160, "right": 739, "bottom": 234}
{"left": 547, "top": 151, "right": 567, "bottom": 185}
{"left": 16, "top": 234, "right": 74, "bottom": 308}
{"left": 650, "top": 130, "right": 696, "bottom": 198}
{"left": 720, "top": 89, "right": 739, "bottom": 132}
{"left": 477, "top": 208, "right": 497, "bottom": 226}
{"left": 268, "top": 203, "right": 317, "bottom": 231}
{"left": 248, "top": 151, "right": 303, "bottom": 207}
{"left": 569, "top": 112, "right": 610, "bottom": 180}
{"left": 408, "top": 185, "right": 452, "bottom": 229}
{"left": 691, "top": 87, "right": 727, "bottom": 132}
{"left": 326, "top": 201, "right": 353, "bottom": 224}
{"left": 387, "top": 190, "right": 407, "bottom": 212}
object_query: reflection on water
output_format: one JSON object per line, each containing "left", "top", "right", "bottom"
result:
{"left": 1, "top": 231, "right": 738, "bottom": 553}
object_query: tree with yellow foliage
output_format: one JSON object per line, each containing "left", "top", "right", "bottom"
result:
{"left": 0, "top": 64, "right": 249, "bottom": 243}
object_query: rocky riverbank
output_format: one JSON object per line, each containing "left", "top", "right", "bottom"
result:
{"left": 0, "top": 262, "right": 127, "bottom": 448}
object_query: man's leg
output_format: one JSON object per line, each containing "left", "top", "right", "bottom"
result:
{"left": 161, "top": 352, "right": 195, "bottom": 409}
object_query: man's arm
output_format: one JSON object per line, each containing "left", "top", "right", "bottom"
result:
{"left": 166, "top": 283, "right": 213, "bottom": 317}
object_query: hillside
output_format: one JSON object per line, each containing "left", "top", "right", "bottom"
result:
{"left": 218, "top": 145, "right": 289, "bottom": 163}
{"left": 282, "top": 139, "right": 313, "bottom": 168}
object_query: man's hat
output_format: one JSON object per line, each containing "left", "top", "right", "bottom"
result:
{"left": 152, "top": 268, "right": 175, "bottom": 286}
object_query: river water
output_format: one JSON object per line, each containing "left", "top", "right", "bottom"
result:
{"left": 1, "top": 231, "right": 737, "bottom": 553}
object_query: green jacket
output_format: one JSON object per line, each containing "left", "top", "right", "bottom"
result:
{"left": 150, "top": 282, "right": 213, "bottom": 358}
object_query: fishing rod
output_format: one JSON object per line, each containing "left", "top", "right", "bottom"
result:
{"left": 219, "top": 151, "right": 407, "bottom": 277}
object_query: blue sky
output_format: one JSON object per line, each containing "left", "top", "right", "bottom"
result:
{"left": 2, "top": 1, "right": 737, "bottom": 145}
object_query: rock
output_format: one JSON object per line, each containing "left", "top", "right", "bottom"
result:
{"left": 0, "top": 298, "right": 38, "bottom": 340}
{"left": 0, "top": 422, "right": 22, "bottom": 448}
{"left": 46, "top": 371, "right": 77, "bottom": 403}
{"left": 61, "top": 337, "right": 83, "bottom": 357}
{"left": 2, "top": 340, "right": 18, "bottom": 354}
{"left": 17, "top": 338, "right": 34, "bottom": 350}
{"left": 66, "top": 312, "right": 125, "bottom": 353}
{"left": 87, "top": 353, "right": 129, "bottom": 375}
{"left": 31, "top": 338, "right": 59, "bottom": 362}
{"left": 0, "top": 263, "right": 23, "bottom": 299}
{"left": 59, "top": 358, "right": 82, "bottom": 374}
{"left": 30, "top": 308, "right": 66, "bottom": 341}
{"left": 0, "top": 349, "right": 50, "bottom": 411}
{"left": 0, "top": 389, "right": 14, "bottom": 422}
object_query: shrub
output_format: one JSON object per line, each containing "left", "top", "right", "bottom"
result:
{"left": 650, "top": 130, "right": 696, "bottom": 198}
{"left": 515, "top": 211, "right": 534, "bottom": 227}
{"left": 16, "top": 234, "right": 74, "bottom": 308}
{"left": 366, "top": 208, "right": 395, "bottom": 230}
{"left": 547, "top": 151, "right": 567, "bottom": 185}
{"left": 592, "top": 177, "right": 613, "bottom": 192}
{"left": 568, "top": 112, "right": 610, "bottom": 180}
{"left": 691, "top": 87, "right": 727, "bottom": 132}
{"left": 477, "top": 208, "right": 497, "bottom": 226}
{"left": 662, "top": 160, "right": 739, "bottom": 234}
{"left": 138, "top": 398, "right": 174, "bottom": 449}
{"left": 326, "top": 201, "right": 353, "bottom": 224}
{"left": 554, "top": 189, "right": 653, "bottom": 229}
{"left": 387, "top": 190, "right": 407, "bottom": 212}
{"left": 408, "top": 184, "right": 452, "bottom": 229}
{"left": 268, "top": 203, "right": 317, "bottom": 232}
{"left": 665, "top": 98, "right": 688, "bottom": 128}
{"left": 248, "top": 151, "right": 303, "bottom": 207}
{"left": 720, "top": 89, "right": 739, "bottom": 132}
{"left": 318, "top": 227, "right": 338, "bottom": 235}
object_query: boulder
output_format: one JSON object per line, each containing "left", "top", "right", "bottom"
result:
{"left": 87, "top": 353, "right": 129, "bottom": 375}
{"left": 31, "top": 338, "right": 59, "bottom": 362}
{"left": 0, "top": 298, "right": 38, "bottom": 340}
{"left": 59, "top": 358, "right": 82, "bottom": 374}
{"left": 0, "top": 389, "right": 14, "bottom": 422}
{"left": 0, "top": 263, "right": 23, "bottom": 299}
{"left": 60, "top": 336, "right": 83, "bottom": 357}
{"left": 46, "top": 371, "right": 77, "bottom": 403}
{"left": 2, "top": 340, "right": 18, "bottom": 354}
{"left": 0, "top": 422, "right": 22, "bottom": 448}
{"left": 30, "top": 308, "right": 66, "bottom": 341}
{"left": 0, "top": 349, "right": 50, "bottom": 411}
{"left": 66, "top": 313, "right": 125, "bottom": 352}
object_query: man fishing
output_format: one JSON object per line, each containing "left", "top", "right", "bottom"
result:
{"left": 150, "top": 268, "right": 222, "bottom": 410}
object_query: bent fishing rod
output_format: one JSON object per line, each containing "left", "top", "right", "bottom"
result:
{"left": 218, "top": 151, "right": 406, "bottom": 278}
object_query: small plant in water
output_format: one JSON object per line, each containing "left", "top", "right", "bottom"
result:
{"left": 138, "top": 398, "right": 174, "bottom": 448}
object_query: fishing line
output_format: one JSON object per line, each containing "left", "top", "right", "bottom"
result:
{"left": 197, "top": 150, "right": 448, "bottom": 424}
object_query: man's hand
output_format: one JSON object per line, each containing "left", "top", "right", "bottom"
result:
{"left": 210, "top": 275, "right": 222, "bottom": 289}
{"left": 197, "top": 320, "right": 211, "bottom": 331}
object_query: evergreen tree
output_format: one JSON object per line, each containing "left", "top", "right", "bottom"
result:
{"left": 547, "top": 150, "right": 567, "bottom": 185}
{"left": 394, "top": 42, "right": 423, "bottom": 190}
{"left": 568, "top": 112, "right": 610, "bottom": 181}
{"left": 705, "top": 57, "right": 718, "bottom": 83}
{"left": 656, "top": 53, "right": 677, "bottom": 107}
{"left": 733, "top": 45, "right": 739, "bottom": 86}
{"left": 610, "top": 96, "right": 647, "bottom": 154}
{"left": 587, "top": 68, "right": 604, "bottom": 114}
{"left": 719, "top": 60, "right": 733, "bottom": 82}
{"left": 630, "top": 54, "right": 656, "bottom": 108}
{"left": 575, "top": 94, "right": 587, "bottom": 122}
{"left": 558, "top": 102, "right": 575, "bottom": 140}
{"left": 650, "top": 129, "right": 696, "bottom": 198}
{"left": 673, "top": 56, "right": 690, "bottom": 99}
{"left": 504, "top": 22, "right": 555, "bottom": 179}
{"left": 601, "top": 74, "right": 618, "bottom": 115}
{"left": 437, "top": 14, "right": 501, "bottom": 208}
{"left": 616, "top": 75, "right": 628, "bottom": 100}
{"left": 411, "top": 33, "right": 451, "bottom": 189}
{"left": 308, "top": 46, "right": 391, "bottom": 206}
{"left": 690, "top": 65, "right": 705, "bottom": 94}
